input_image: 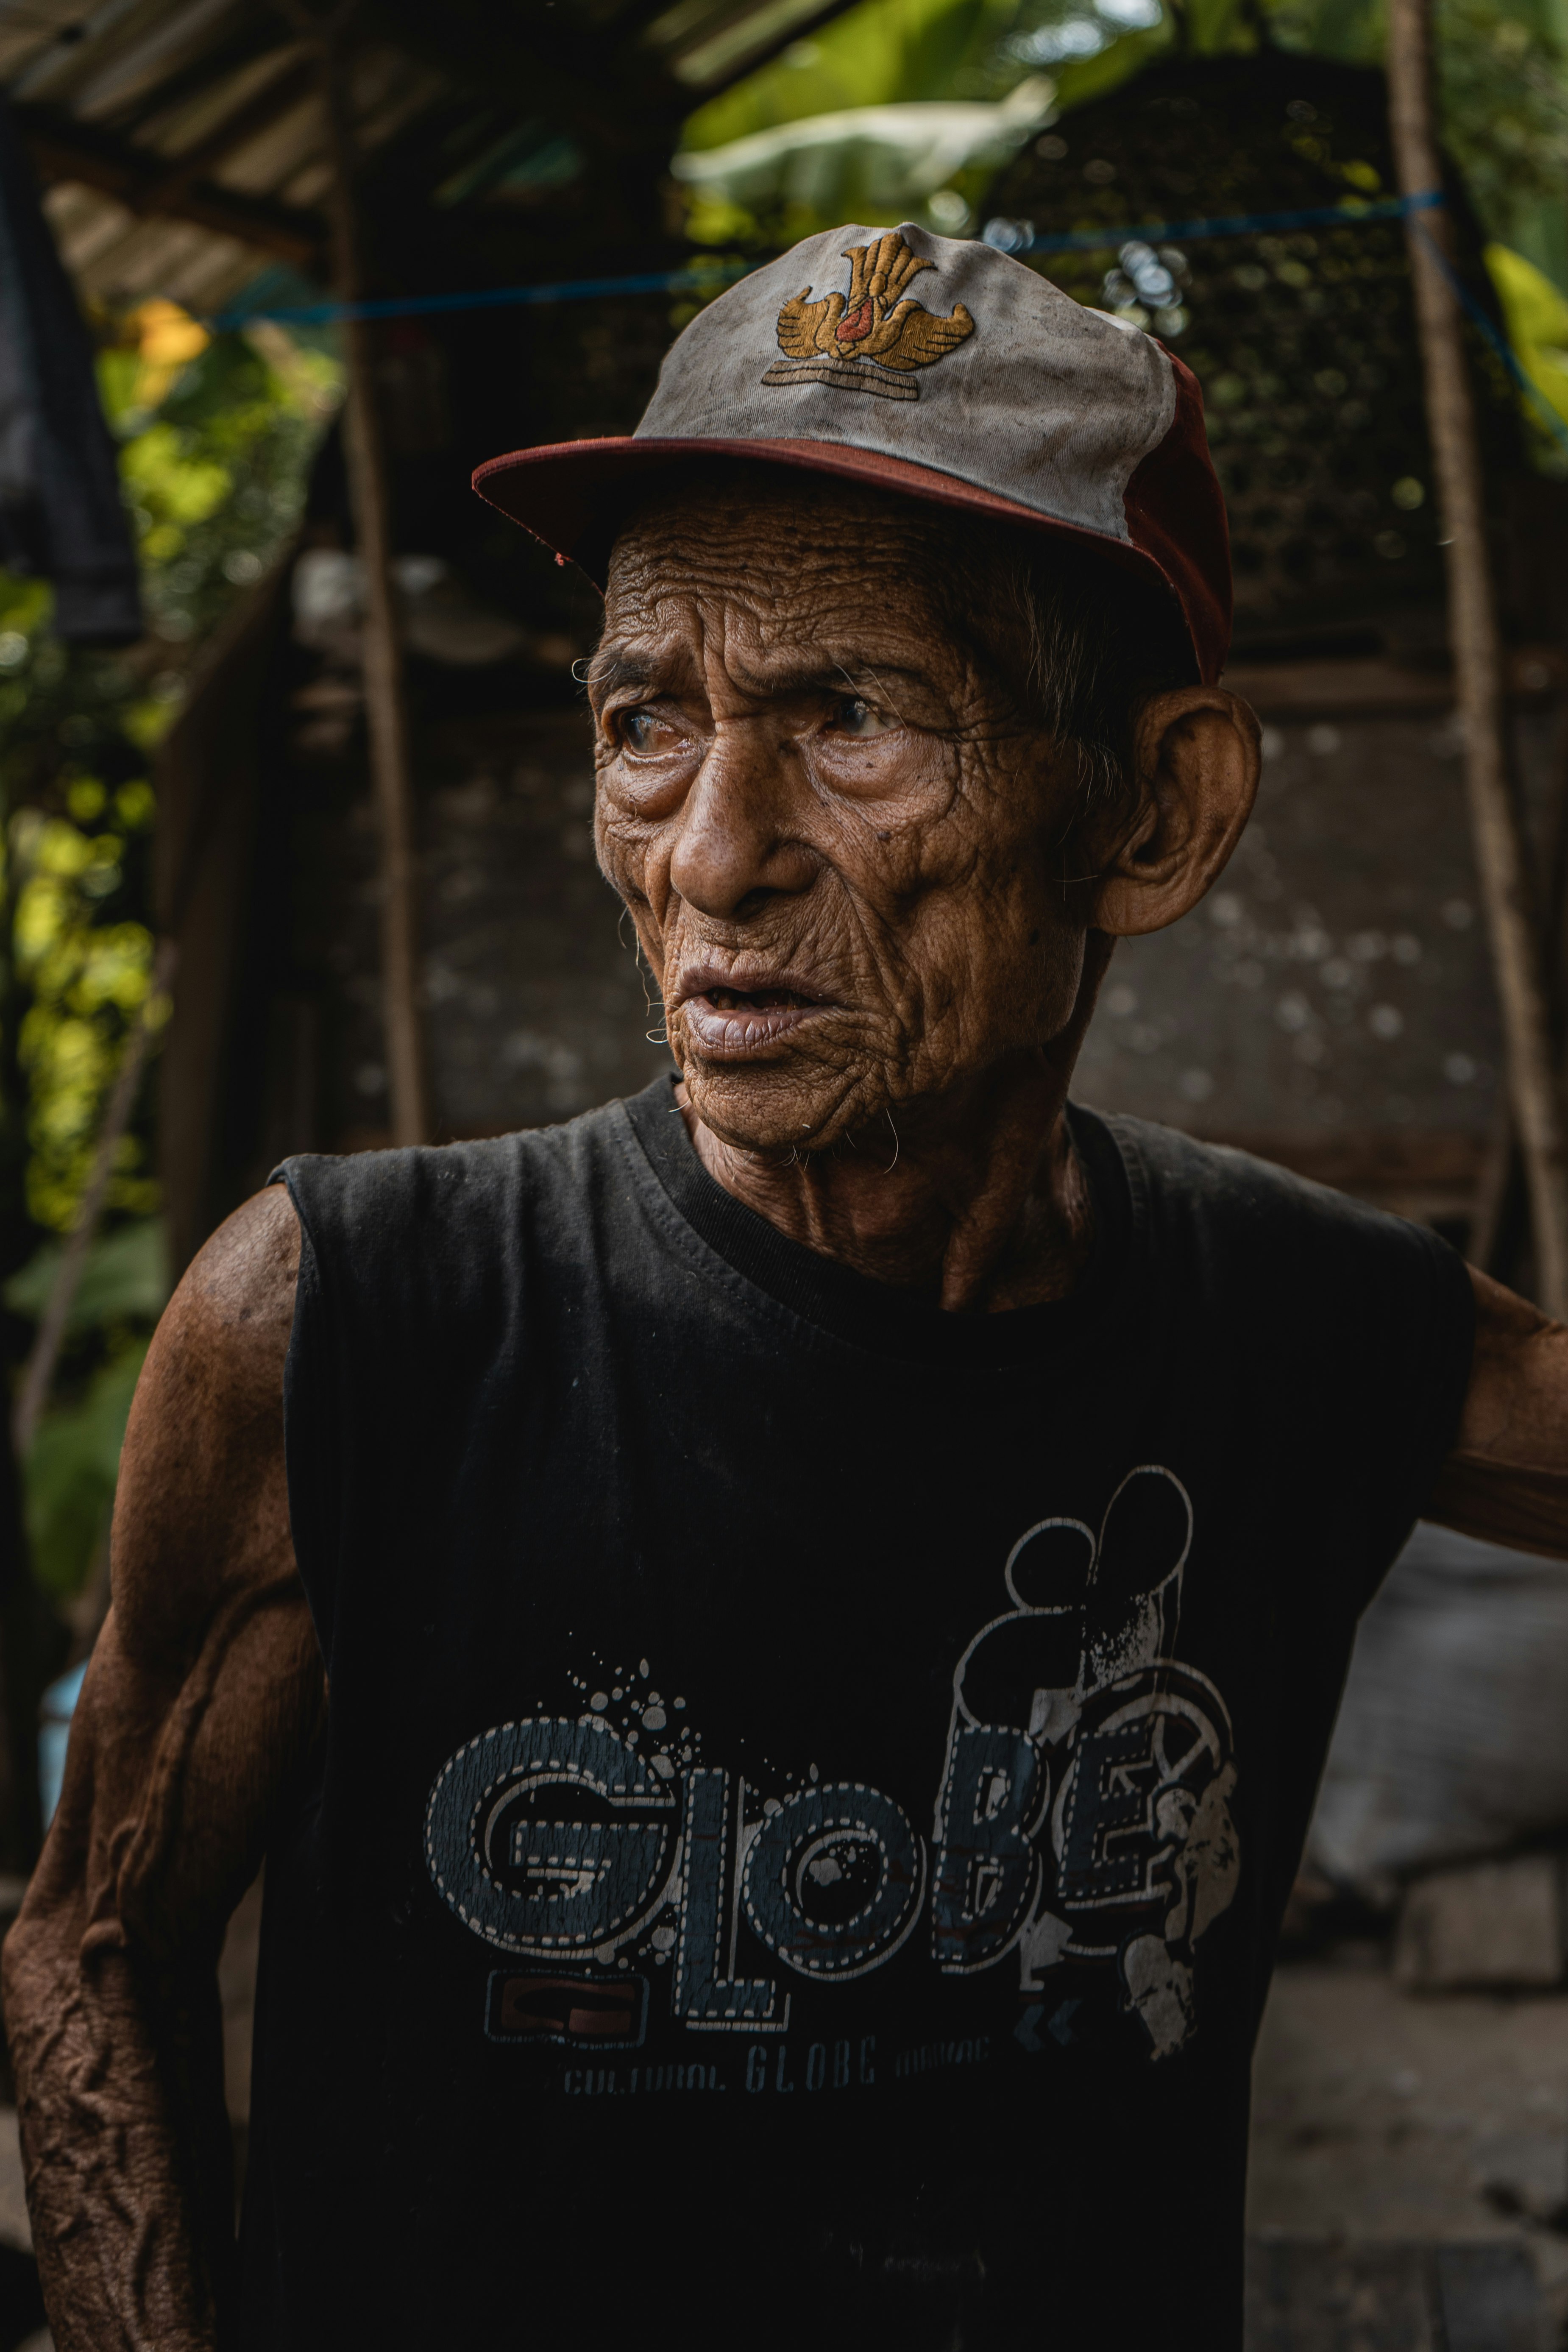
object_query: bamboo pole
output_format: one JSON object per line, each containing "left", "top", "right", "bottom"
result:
{"left": 319, "top": 23, "right": 428, "bottom": 1146}
{"left": 1386, "top": 0, "right": 1568, "bottom": 1315}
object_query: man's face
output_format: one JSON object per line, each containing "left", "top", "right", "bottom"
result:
{"left": 590, "top": 477, "right": 1112, "bottom": 1156}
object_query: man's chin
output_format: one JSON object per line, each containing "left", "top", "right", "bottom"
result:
{"left": 682, "top": 1057, "right": 869, "bottom": 1157}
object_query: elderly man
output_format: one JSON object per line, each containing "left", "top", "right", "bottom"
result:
{"left": 5, "top": 223, "right": 1565, "bottom": 2350}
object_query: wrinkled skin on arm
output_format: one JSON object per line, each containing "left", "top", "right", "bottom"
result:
{"left": 1, "top": 1187, "right": 322, "bottom": 2352}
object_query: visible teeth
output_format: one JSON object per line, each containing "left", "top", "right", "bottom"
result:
{"left": 702, "top": 987, "right": 811, "bottom": 1012}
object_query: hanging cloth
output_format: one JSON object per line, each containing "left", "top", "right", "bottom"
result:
{"left": 0, "top": 95, "right": 141, "bottom": 644}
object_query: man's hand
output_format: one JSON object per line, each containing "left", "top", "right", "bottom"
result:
{"left": 1, "top": 1187, "right": 324, "bottom": 2352}
{"left": 1427, "top": 1266, "right": 1568, "bottom": 1556}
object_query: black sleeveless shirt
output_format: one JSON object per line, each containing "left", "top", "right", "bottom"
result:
{"left": 244, "top": 1078, "right": 1473, "bottom": 2351}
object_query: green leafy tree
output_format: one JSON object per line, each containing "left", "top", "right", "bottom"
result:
{"left": 678, "top": 0, "right": 1568, "bottom": 296}
{"left": 1265, "top": 0, "right": 1568, "bottom": 286}
{"left": 0, "top": 307, "right": 339, "bottom": 1622}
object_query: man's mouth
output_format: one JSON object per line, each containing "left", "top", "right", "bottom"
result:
{"left": 677, "top": 975, "right": 832, "bottom": 1056}
{"left": 703, "top": 986, "right": 816, "bottom": 1013}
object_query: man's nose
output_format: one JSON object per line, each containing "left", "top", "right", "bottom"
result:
{"left": 666, "top": 721, "right": 816, "bottom": 919}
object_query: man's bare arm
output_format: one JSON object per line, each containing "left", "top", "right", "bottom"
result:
{"left": 1, "top": 1187, "right": 326, "bottom": 2352}
{"left": 1426, "top": 1266, "right": 1568, "bottom": 1556}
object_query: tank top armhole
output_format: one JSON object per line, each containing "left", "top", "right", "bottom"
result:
{"left": 1381, "top": 1221, "right": 1476, "bottom": 1591}
{"left": 276, "top": 1170, "right": 338, "bottom": 1667}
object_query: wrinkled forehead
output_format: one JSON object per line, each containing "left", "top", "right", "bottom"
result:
{"left": 603, "top": 466, "right": 991, "bottom": 652}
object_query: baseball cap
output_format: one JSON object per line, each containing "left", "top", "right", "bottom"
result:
{"left": 474, "top": 222, "right": 1232, "bottom": 685}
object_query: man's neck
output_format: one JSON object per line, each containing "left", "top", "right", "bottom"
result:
{"left": 678, "top": 1055, "right": 1095, "bottom": 1314}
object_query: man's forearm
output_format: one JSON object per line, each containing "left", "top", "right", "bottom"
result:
{"left": 1425, "top": 1272, "right": 1568, "bottom": 1561}
{"left": 1425, "top": 1455, "right": 1568, "bottom": 1559}
{"left": 6, "top": 1904, "right": 233, "bottom": 2351}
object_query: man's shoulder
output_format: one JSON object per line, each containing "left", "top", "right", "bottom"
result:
{"left": 1102, "top": 1109, "right": 1327, "bottom": 1193}
{"left": 272, "top": 1094, "right": 658, "bottom": 1336}
{"left": 1089, "top": 1107, "right": 1457, "bottom": 1268}
{"left": 277, "top": 1093, "right": 635, "bottom": 1232}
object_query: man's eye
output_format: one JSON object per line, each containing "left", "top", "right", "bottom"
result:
{"left": 620, "top": 710, "right": 676, "bottom": 754}
{"left": 830, "top": 696, "right": 893, "bottom": 739}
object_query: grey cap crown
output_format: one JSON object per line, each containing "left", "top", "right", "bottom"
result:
{"left": 637, "top": 221, "right": 1177, "bottom": 547}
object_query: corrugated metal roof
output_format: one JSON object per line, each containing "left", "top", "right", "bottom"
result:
{"left": 1, "top": 0, "right": 859, "bottom": 309}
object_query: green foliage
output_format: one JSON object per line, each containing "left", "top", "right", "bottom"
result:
{"left": 0, "top": 313, "right": 340, "bottom": 1265}
{"left": 0, "top": 309, "right": 340, "bottom": 1611}
{"left": 1264, "top": 0, "right": 1568, "bottom": 285}
{"left": 681, "top": 0, "right": 1568, "bottom": 293}
{"left": 4, "top": 1214, "right": 170, "bottom": 1329}
{"left": 103, "top": 318, "right": 340, "bottom": 655}
{"left": 22, "top": 1336, "right": 149, "bottom": 1601}
{"left": 1044, "top": 14, "right": 1173, "bottom": 105}
{"left": 11, "top": 805, "right": 161, "bottom": 1233}
{"left": 684, "top": 0, "right": 1027, "bottom": 145}
{"left": 2, "top": 1211, "right": 173, "bottom": 1602}
{"left": 680, "top": 0, "right": 1087, "bottom": 245}
{"left": 677, "top": 79, "right": 1056, "bottom": 245}
{"left": 6, "top": 1219, "right": 169, "bottom": 1599}
{"left": 1486, "top": 240, "right": 1568, "bottom": 464}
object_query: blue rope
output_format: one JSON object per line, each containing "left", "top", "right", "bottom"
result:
{"left": 202, "top": 189, "right": 1568, "bottom": 453}
{"left": 1016, "top": 187, "right": 1445, "bottom": 255}
{"left": 204, "top": 262, "right": 752, "bottom": 332}
{"left": 204, "top": 191, "right": 1447, "bottom": 331}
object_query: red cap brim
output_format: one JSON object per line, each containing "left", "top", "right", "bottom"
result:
{"left": 472, "top": 432, "right": 1223, "bottom": 683}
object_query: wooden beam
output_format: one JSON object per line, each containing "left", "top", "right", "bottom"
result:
{"left": 139, "top": 56, "right": 321, "bottom": 218}
{"left": 16, "top": 101, "right": 326, "bottom": 267}
{"left": 1224, "top": 646, "right": 1566, "bottom": 718}
{"left": 1387, "top": 0, "right": 1568, "bottom": 1316}
{"left": 320, "top": 25, "right": 429, "bottom": 1148}
{"left": 106, "top": 22, "right": 298, "bottom": 142}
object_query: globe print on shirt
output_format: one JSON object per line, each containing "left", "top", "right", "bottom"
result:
{"left": 424, "top": 1465, "right": 1240, "bottom": 2070}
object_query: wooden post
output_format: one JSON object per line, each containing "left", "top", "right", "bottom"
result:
{"left": 1387, "top": 0, "right": 1568, "bottom": 1314}
{"left": 320, "top": 25, "right": 428, "bottom": 1147}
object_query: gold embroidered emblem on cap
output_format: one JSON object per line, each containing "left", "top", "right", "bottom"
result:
{"left": 764, "top": 229, "right": 975, "bottom": 402}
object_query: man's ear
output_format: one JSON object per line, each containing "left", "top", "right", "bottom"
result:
{"left": 1091, "top": 688, "right": 1260, "bottom": 939}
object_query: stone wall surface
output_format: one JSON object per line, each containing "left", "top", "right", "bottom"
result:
{"left": 294, "top": 706, "right": 672, "bottom": 1151}
{"left": 1073, "top": 708, "right": 1554, "bottom": 1173}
